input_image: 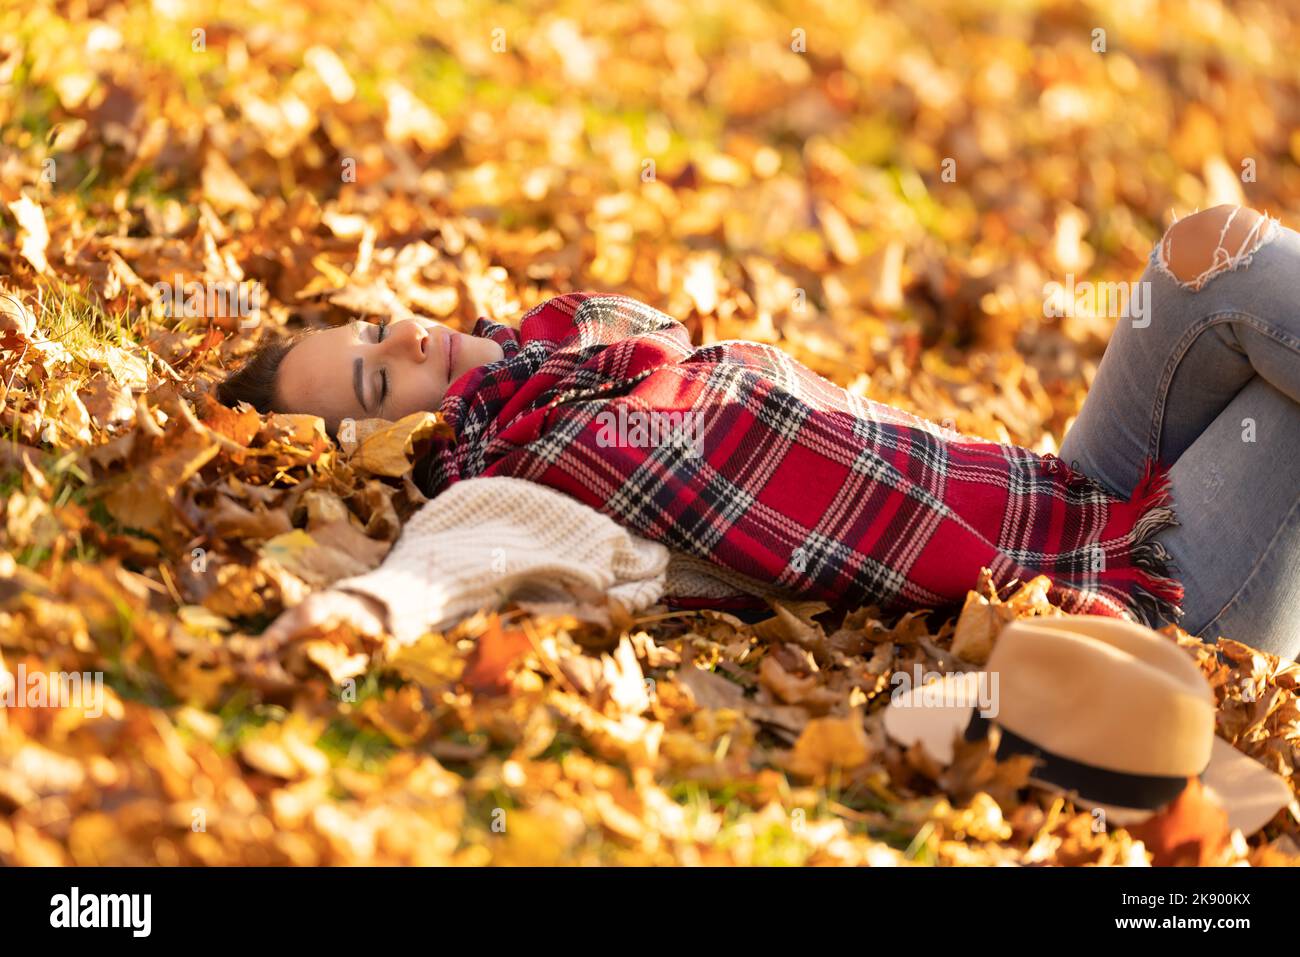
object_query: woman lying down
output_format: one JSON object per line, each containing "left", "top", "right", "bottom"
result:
{"left": 218, "top": 205, "right": 1300, "bottom": 661}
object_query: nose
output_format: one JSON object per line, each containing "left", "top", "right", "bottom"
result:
{"left": 381, "top": 319, "right": 428, "bottom": 362}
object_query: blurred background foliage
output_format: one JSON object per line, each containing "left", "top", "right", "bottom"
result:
{"left": 1, "top": 0, "right": 1299, "bottom": 865}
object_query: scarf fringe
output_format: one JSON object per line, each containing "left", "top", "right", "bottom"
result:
{"left": 1115, "top": 460, "right": 1184, "bottom": 626}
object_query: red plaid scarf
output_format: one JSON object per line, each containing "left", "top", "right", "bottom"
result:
{"left": 415, "top": 293, "right": 1183, "bottom": 623}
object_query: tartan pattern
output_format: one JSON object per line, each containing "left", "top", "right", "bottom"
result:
{"left": 415, "top": 293, "right": 1183, "bottom": 621}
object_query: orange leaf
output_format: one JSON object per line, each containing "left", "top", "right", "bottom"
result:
{"left": 461, "top": 617, "right": 533, "bottom": 696}
{"left": 1128, "top": 778, "right": 1231, "bottom": 866}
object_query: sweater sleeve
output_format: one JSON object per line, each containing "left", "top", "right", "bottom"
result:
{"left": 333, "top": 476, "right": 673, "bottom": 645}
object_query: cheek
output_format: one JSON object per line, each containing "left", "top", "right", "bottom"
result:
{"left": 393, "top": 367, "right": 447, "bottom": 415}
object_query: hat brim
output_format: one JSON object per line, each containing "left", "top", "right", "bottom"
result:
{"left": 1201, "top": 736, "right": 1293, "bottom": 835}
{"left": 882, "top": 673, "right": 1292, "bottom": 836}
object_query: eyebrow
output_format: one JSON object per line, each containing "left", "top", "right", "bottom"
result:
{"left": 352, "top": 356, "right": 369, "bottom": 413}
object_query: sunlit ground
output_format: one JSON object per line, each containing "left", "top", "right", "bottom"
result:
{"left": 0, "top": 0, "right": 1298, "bottom": 865}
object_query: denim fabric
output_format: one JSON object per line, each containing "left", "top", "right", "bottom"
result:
{"left": 1060, "top": 217, "right": 1300, "bottom": 659}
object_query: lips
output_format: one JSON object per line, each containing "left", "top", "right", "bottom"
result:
{"left": 445, "top": 330, "right": 457, "bottom": 375}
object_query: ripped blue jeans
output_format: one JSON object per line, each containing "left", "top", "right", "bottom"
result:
{"left": 1060, "top": 209, "right": 1300, "bottom": 660}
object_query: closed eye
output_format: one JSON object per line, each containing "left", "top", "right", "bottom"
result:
{"left": 351, "top": 319, "right": 392, "bottom": 413}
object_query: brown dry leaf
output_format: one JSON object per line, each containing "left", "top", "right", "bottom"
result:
{"left": 260, "top": 522, "right": 388, "bottom": 588}
{"left": 351, "top": 411, "right": 452, "bottom": 477}
{"left": 938, "top": 725, "right": 1037, "bottom": 808}
{"left": 303, "top": 639, "right": 369, "bottom": 685}
{"left": 5, "top": 493, "right": 61, "bottom": 550}
{"left": 201, "top": 399, "right": 262, "bottom": 447}
{"left": 1128, "top": 778, "right": 1231, "bottom": 866}
{"left": 101, "top": 427, "right": 220, "bottom": 534}
{"left": 676, "top": 663, "right": 745, "bottom": 711}
{"left": 950, "top": 590, "right": 1014, "bottom": 663}
{"left": 461, "top": 617, "right": 533, "bottom": 696}
{"left": 758, "top": 653, "right": 819, "bottom": 704}
{"left": 596, "top": 637, "right": 650, "bottom": 715}
{"left": 752, "top": 602, "right": 830, "bottom": 661}
{"left": 201, "top": 150, "right": 259, "bottom": 213}
{"left": 0, "top": 288, "right": 37, "bottom": 336}
{"left": 208, "top": 494, "right": 294, "bottom": 541}
{"left": 783, "top": 710, "right": 872, "bottom": 780}
{"left": 7, "top": 195, "right": 50, "bottom": 274}
{"left": 78, "top": 373, "right": 135, "bottom": 430}
{"left": 384, "top": 632, "right": 464, "bottom": 688}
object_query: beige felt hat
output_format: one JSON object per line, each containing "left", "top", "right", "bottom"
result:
{"left": 882, "top": 616, "right": 1292, "bottom": 835}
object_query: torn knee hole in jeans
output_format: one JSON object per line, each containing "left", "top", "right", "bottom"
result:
{"left": 1155, "top": 205, "right": 1281, "bottom": 292}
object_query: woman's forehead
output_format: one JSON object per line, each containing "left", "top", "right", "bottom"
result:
{"left": 277, "top": 324, "right": 358, "bottom": 423}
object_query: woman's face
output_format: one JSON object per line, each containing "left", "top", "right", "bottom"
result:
{"left": 275, "top": 317, "right": 505, "bottom": 430}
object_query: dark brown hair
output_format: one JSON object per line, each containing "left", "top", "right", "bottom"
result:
{"left": 216, "top": 337, "right": 296, "bottom": 413}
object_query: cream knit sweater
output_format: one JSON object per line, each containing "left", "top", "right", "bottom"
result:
{"left": 335, "top": 477, "right": 777, "bottom": 645}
